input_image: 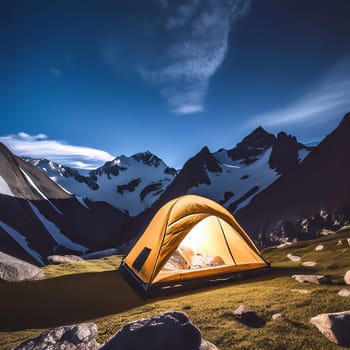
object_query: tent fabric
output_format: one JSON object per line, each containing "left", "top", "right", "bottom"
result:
{"left": 122, "top": 194, "right": 268, "bottom": 291}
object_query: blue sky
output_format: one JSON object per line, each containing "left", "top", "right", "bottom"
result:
{"left": 1, "top": 0, "right": 350, "bottom": 169}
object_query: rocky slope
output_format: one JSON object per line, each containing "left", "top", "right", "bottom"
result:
{"left": 0, "top": 143, "right": 129, "bottom": 265}
{"left": 236, "top": 113, "right": 350, "bottom": 245}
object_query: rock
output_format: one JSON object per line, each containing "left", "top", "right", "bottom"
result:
{"left": 302, "top": 261, "right": 317, "bottom": 267}
{"left": 291, "top": 289, "right": 311, "bottom": 294}
{"left": 200, "top": 340, "right": 218, "bottom": 350}
{"left": 0, "top": 252, "right": 44, "bottom": 282}
{"left": 338, "top": 289, "right": 350, "bottom": 297}
{"left": 101, "top": 311, "right": 211, "bottom": 350}
{"left": 347, "top": 238, "right": 350, "bottom": 247}
{"left": 337, "top": 240, "right": 343, "bottom": 246}
{"left": 13, "top": 323, "right": 100, "bottom": 350}
{"left": 320, "top": 229, "right": 335, "bottom": 236}
{"left": 292, "top": 274, "right": 330, "bottom": 284}
{"left": 310, "top": 311, "right": 350, "bottom": 347}
{"left": 344, "top": 270, "right": 350, "bottom": 285}
{"left": 286, "top": 253, "right": 301, "bottom": 262}
{"left": 315, "top": 244, "right": 324, "bottom": 251}
{"left": 233, "top": 305, "right": 265, "bottom": 328}
{"left": 47, "top": 254, "right": 84, "bottom": 265}
{"left": 271, "top": 313, "right": 283, "bottom": 320}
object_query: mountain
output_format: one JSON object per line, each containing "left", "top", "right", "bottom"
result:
{"left": 0, "top": 143, "right": 129, "bottom": 265}
{"left": 117, "top": 127, "right": 311, "bottom": 245}
{"left": 236, "top": 113, "right": 350, "bottom": 245}
{"left": 27, "top": 151, "right": 177, "bottom": 216}
{"left": 155, "top": 127, "right": 309, "bottom": 213}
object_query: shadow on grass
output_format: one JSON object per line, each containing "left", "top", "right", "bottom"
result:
{"left": 0, "top": 270, "right": 144, "bottom": 331}
{"left": 0, "top": 265, "right": 311, "bottom": 332}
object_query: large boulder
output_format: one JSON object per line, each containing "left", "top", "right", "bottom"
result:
{"left": 13, "top": 323, "right": 100, "bottom": 349}
{"left": 310, "top": 311, "right": 350, "bottom": 346}
{"left": 101, "top": 311, "right": 214, "bottom": 350}
{"left": 0, "top": 252, "right": 44, "bottom": 282}
{"left": 47, "top": 255, "right": 84, "bottom": 265}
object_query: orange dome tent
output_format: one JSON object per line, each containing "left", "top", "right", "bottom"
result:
{"left": 120, "top": 195, "right": 269, "bottom": 297}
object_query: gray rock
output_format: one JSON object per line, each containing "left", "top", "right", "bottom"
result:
{"left": 286, "top": 254, "right": 301, "bottom": 262}
{"left": 302, "top": 261, "right": 316, "bottom": 267}
{"left": 47, "top": 255, "right": 84, "bottom": 265}
{"left": 233, "top": 305, "right": 265, "bottom": 328}
{"left": 292, "top": 274, "right": 330, "bottom": 284}
{"left": 101, "top": 311, "right": 207, "bottom": 350}
{"left": 344, "top": 270, "right": 350, "bottom": 285}
{"left": 338, "top": 289, "right": 350, "bottom": 297}
{"left": 13, "top": 323, "right": 100, "bottom": 350}
{"left": 0, "top": 252, "right": 44, "bottom": 282}
{"left": 310, "top": 311, "right": 350, "bottom": 346}
{"left": 200, "top": 340, "right": 218, "bottom": 350}
{"left": 315, "top": 244, "right": 324, "bottom": 251}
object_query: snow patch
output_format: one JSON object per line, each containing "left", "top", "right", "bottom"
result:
{"left": 19, "top": 167, "right": 63, "bottom": 215}
{"left": 0, "top": 220, "right": 44, "bottom": 265}
{"left": 0, "top": 176, "right": 13, "bottom": 196}
{"left": 76, "top": 196, "right": 89, "bottom": 209}
{"left": 28, "top": 202, "right": 87, "bottom": 253}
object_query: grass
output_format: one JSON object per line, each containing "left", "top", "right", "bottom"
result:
{"left": 2, "top": 230, "right": 350, "bottom": 349}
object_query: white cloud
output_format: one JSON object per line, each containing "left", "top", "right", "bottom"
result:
{"left": 244, "top": 57, "right": 350, "bottom": 130}
{"left": 173, "top": 104, "right": 204, "bottom": 114}
{"left": 0, "top": 133, "right": 114, "bottom": 169}
{"left": 141, "top": 0, "right": 250, "bottom": 114}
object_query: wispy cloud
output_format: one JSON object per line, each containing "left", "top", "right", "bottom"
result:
{"left": 244, "top": 57, "right": 350, "bottom": 130}
{"left": 0, "top": 133, "right": 114, "bottom": 169}
{"left": 140, "top": 0, "right": 250, "bottom": 114}
{"left": 50, "top": 66, "right": 62, "bottom": 77}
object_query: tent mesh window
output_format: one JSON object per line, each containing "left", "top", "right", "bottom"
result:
{"left": 132, "top": 247, "right": 151, "bottom": 271}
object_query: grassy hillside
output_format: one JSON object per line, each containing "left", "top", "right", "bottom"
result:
{"left": 2, "top": 230, "right": 350, "bottom": 349}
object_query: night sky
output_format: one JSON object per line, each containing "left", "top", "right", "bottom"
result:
{"left": 1, "top": 0, "right": 350, "bottom": 169}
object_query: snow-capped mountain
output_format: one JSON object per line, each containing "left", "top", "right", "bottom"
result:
{"left": 155, "top": 127, "right": 310, "bottom": 213}
{"left": 27, "top": 151, "right": 177, "bottom": 216}
{"left": 236, "top": 113, "right": 350, "bottom": 245}
{"left": 0, "top": 142, "right": 129, "bottom": 265}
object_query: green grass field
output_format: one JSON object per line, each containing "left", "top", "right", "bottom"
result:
{"left": 1, "top": 230, "right": 350, "bottom": 349}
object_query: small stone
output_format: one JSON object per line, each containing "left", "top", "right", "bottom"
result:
{"left": 292, "top": 275, "right": 329, "bottom": 284}
{"left": 302, "top": 261, "right": 317, "bottom": 267}
{"left": 47, "top": 254, "right": 84, "bottom": 264}
{"left": 315, "top": 244, "right": 324, "bottom": 251}
{"left": 271, "top": 313, "right": 283, "bottom": 320}
{"left": 320, "top": 229, "right": 335, "bottom": 236}
{"left": 287, "top": 253, "right": 301, "bottom": 262}
{"left": 233, "top": 305, "right": 265, "bottom": 328}
{"left": 337, "top": 240, "right": 343, "bottom": 246}
{"left": 344, "top": 270, "right": 350, "bottom": 285}
{"left": 310, "top": 311, "right": 350, "bottom": 346}
{"left": 200, "top": 339, "right": 218, "bottom": 350}
{"left": 338, "top": 289, "right": 350, "bottom": 297}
